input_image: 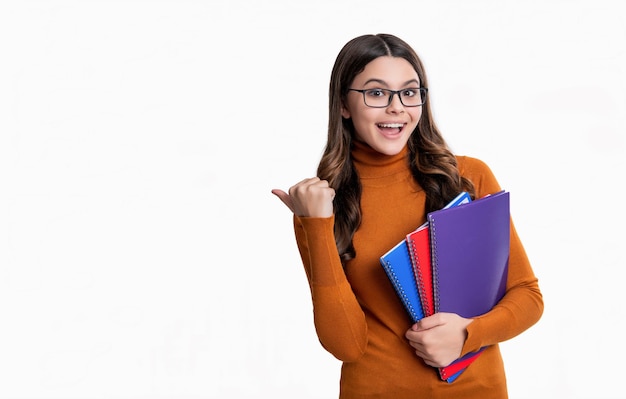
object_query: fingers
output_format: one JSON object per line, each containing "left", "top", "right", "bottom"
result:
{"left": 289, "top": 177, "right": 334, "bottom": 200}
{"left": 405, "top": 332, "right": 449, "bottom": 367}
{"left": 288, "top": 177, "right": 332, "bottom": 194}
{"left": 412, "top": 314, "right": 444, "bottom": 331}
{"left": 272, "top": 177, "right": 335, "bottom": 218}
{"left": 405, "top": 335, "right": 439, "bottom": 366}
{"left": 405, "top": 313, "right": 470, "bottom": 368}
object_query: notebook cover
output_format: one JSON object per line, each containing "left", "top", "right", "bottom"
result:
{"left": 406, "top": 224, "right": 433, "bottom": 317}
{"left": 380, "top": 239, "right": 425, "bottom": 323}
{"left": 427, "top": 191, "right": 509, "bottom": 382}
{"left": 428, "top": 191, "right": 510, "bottom": 318}
{"left": 442, "top": 191, "right": 471, "bottom": 209}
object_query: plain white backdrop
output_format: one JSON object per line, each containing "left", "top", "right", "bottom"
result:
{"left": 1, "top": 1, "right": 625, "bottom": 398}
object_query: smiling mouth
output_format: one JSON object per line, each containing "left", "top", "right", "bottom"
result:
{"left": 377, "top": 123, "right": 405, "bottom": 134}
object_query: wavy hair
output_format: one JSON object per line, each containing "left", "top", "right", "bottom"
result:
{"left": 318, "top": 33, "right": 476, "bottom": 264}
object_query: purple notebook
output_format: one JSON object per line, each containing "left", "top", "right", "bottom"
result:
{"left": 427, "top": 191, "right": 510, "bottom": 317}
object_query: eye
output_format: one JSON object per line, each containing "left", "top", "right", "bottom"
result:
{"left": 365, "top": 89, "right": 386, "bottom": 97}
{"left": 401, "top": 89, "right": 418, "bottom": 97}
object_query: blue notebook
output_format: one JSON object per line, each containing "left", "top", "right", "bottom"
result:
{"left": 442, "top": 191, "right": 471, "bottom": 209}
{"left": 380, "top": 239, "right": 424, "bottom": 323}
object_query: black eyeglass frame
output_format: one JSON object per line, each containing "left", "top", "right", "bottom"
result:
{"left": 347, "top": 87, "right": 428, "bottom": 108}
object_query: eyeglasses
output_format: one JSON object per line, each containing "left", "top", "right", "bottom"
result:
{"left": 348, "top": 87, "right": 428, "bottom": 108}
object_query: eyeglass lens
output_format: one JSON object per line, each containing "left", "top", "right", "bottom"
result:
{"left": 363, "top": 88, "right": 425, "bottom": 107}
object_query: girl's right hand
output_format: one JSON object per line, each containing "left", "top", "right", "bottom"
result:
{"left": 271, "top": 177, "right": 335, "bottom": 218}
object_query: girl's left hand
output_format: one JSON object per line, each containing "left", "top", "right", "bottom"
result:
{"left": 404, "top": 313, "right": 473, "bottom": 367}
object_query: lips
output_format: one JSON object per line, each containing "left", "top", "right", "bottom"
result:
{"left": 377, "top": 122, "right": 405, "bottom": 136}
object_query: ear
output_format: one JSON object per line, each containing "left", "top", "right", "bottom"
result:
{"left": 341, "top": 104, "right": 351, "bottom": 119}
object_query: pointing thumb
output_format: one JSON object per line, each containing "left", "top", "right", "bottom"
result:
{"left": 271, "top": 189, "right": 295, "bottom": 213}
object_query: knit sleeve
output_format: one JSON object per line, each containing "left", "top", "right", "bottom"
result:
{"left": 293, "top": 215, "right": 368, "bottom": 362}
{"left": 456, "top": 157, "right": 544, "bottom": 354}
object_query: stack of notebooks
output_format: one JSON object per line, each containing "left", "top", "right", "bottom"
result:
{"left": 380, "top": 190, "right": 510, "bottom": 382}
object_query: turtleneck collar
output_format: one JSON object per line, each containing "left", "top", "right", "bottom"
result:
{"left": 351, "top": 139, "right": 411, "bottom": 179}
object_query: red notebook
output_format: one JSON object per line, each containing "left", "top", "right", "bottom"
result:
{"left": 406, "top": 223, "right": 434, "bottom": 317}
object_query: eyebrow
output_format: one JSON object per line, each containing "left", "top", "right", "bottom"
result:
{"left": 363, "top": 78, "right": 421, "bottom": 87}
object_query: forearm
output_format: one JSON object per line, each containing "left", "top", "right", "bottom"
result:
{"left": 294, "top": 216, "right": 368, "bottom": 361}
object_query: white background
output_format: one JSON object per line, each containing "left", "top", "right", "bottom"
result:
{"left": 1, "top": 1, "right": 625, "bottom": 398}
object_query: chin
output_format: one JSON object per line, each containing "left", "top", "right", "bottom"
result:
{"left": 373, "top": 142, "right": 408, "bottom": 156}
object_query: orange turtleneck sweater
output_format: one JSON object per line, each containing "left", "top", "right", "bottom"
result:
{"left": 292, "top": 141, "right": 543, "bottom": 398}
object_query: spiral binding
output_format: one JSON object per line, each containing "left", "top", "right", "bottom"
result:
{"left": 429, "top": 219, "right": 441, "bottom": 314}
{"left": 428, "top": 219, "right": 451, "bottom": 381}
{"left": 381, "top": 259, "right": 420, "bottom": 323}
{"left": 407, "top": 238, "right": 430, "bottom": 316}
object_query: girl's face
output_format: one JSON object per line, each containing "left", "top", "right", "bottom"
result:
{"left": 342, "top": 56, "right": 422, "bottom": 156}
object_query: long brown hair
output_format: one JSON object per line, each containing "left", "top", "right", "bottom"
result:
{"left": 318, "top": 33, "right": 475, "bottom": 264}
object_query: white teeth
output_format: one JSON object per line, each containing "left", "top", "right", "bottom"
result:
{"left": 378, "top": 123, "right": 404, "bottom": 128}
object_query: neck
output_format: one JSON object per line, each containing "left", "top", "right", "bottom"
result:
{"left": 351, "top": 140, "right": 411, "bottom": 179}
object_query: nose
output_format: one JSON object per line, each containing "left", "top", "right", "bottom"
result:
{"left": 387, "top": 91, "right": 405, "bottom": 113}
